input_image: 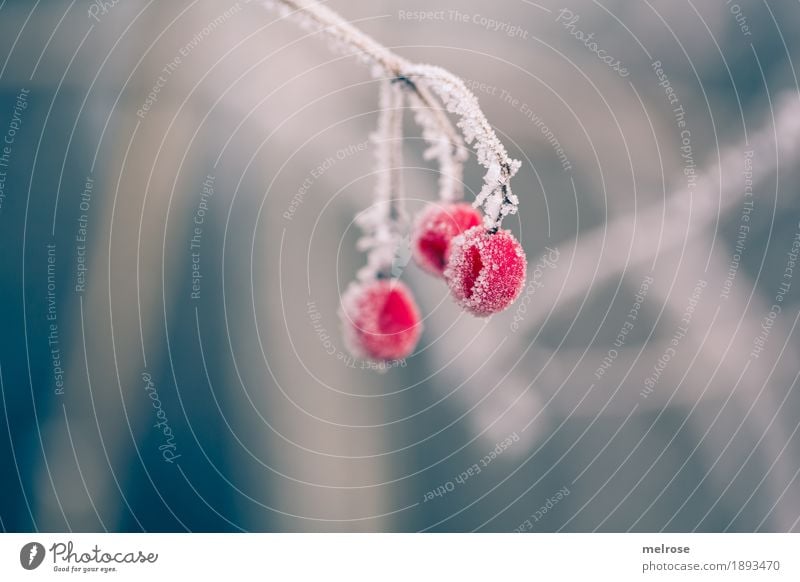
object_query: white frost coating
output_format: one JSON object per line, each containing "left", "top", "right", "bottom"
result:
{"left": 356, "top": 80, "right": 406, "bottom": 281}
{"left": 263, "top": 0, "right": 402, "bottom": 72}
{"left": 338, "top": 280, "right": 373, "bottom": 359}
{"left": 407, "top": 90, "right": 468, "bottom": 202}
{"left": 265, "top": 0, "right": 468, "bottom": 206}
{"left": 405, "top": 64, "right": 522, "bottom": 230}
{"left": 265, "top": 0, "right": 521, "bottom": 230}
{"left": 444, "top": 227, "right": 526, "bottom": 316}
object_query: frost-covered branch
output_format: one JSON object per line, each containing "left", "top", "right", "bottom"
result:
{"left": 405, "top": 64, "right": 521, "bottom": 229}
{"left": 265, "top": 0, "right": 406, "bottom": 73}
{"left": 265, "top": 0, "right": 518, "bottom": 229}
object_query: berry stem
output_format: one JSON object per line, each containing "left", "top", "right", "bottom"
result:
{"left": 356, "top": 80, "right": 406, "bottom": 281}
{"left": 370, "top": 79, "right": 405, "bottom": 214}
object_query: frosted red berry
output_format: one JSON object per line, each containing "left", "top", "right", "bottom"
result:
{"left": 411, "top": 202, "right": 482, "bottom": 276}
{"left": 444, "top": 226, "right": 527, "bottom": 317}
{"left": 339, "top": 279, "right": 422, "bottom": 360}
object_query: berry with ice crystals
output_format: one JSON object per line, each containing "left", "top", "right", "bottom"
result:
{"left": 411, "top": 203, "right": 482, "bottom": 276}
{"left": 444, "top": 226, "right": 526, "bottom": 316}
{"left": 339, "top": 279, "right": 422, "bottom": 360}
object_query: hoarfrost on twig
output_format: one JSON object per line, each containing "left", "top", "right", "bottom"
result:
{"left": 405, "top": 64, "right": 521, "bottom": 230}
{"left": 356, "top": 80, "right": 406, "bottom": 281}
{"left": 265, "top": 0, "right": 521, "bottom": 232}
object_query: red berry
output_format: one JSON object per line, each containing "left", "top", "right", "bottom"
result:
{"left": 411, "top": 202, "right": 482, "bottom": 276}
{"left": 339, "top": 279, "right": 422, "bottom": 360}
{"left": 444, "top": 226, "right": 527, "bottom": 316}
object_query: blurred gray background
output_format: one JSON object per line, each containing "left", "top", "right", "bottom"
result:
{"left": 1, "top": 0, "right": 799, "bottom": 532}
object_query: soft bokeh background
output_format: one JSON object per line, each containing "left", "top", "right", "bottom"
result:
{"left": 1, "top": 0, "right": 799, "bottom": 532}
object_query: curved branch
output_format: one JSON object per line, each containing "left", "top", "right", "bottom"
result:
{"left": 266, "top": 0, "right": 519, "bottom": 229}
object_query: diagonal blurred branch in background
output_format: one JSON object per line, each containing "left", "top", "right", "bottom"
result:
{"left": 513, "top": 95, "right": 800, "bottom": 332}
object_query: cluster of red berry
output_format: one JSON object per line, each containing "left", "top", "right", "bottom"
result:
{"left": 340, "top": 203, "right": 527, "bottom": 362}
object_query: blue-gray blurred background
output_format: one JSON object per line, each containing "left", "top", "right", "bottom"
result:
{"left": 1, "top": 0, "right": 799, "bottom": 532}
